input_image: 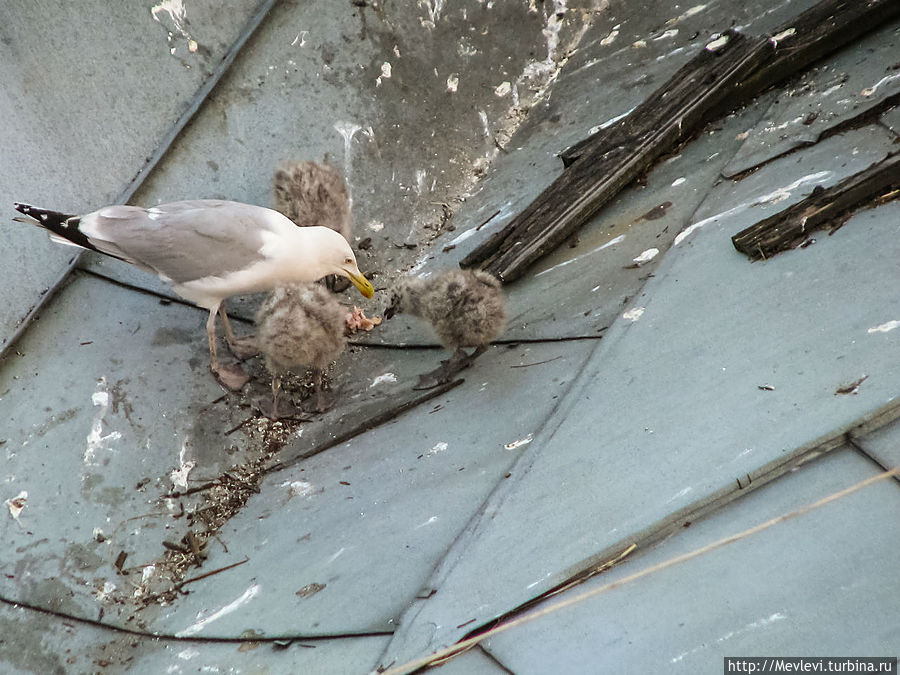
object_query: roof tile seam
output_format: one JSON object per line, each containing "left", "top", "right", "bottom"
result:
{"left": 0, "top": 594, "right": 394, "bottom": 643}
{"left": 379, "top": 397, "right": 900, "bottom": 668}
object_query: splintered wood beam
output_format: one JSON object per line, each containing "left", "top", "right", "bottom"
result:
{"left": 731, "top": 152, "right": 900, "bottom": 260}
{"left": 562, "top": 0, "right": 900, "bottom": 168}
{"left": 460, "top": 0, "right": 900, "bottom": 283}
{"left": 736, "top": 0, "right": 900, "bottom": 105}
{"left": 461, "top": 30, "right": 770, "bottom": 281}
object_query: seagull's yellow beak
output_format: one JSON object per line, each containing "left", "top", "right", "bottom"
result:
{"left": 344, "top": 268, "right": 375, "bottom": 298}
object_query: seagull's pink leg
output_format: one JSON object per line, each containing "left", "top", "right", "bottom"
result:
{"left": 218, "top": 305, "right": 259, "bottom": 360}
{"left": 207, "top": 306, "right": 250, "bottom": 390}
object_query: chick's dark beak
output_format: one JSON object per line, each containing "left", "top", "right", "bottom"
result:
{"left": 383, "top": 302, "right": 398, "bottom": 320}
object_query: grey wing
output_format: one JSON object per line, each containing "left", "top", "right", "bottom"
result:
{"left": 84, "top": 200, "right": 269, "bottom": 284}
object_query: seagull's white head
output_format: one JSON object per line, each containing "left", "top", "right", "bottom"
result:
{"left": 305, "top": 226, "right": 374, "bottom": 298}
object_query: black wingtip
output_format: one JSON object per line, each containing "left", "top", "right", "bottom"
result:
{"left": 11, "top": 203, "right": 95, "bottom": 248}
{"left": 12, "top": 203, "right": 76, "bottom": 225}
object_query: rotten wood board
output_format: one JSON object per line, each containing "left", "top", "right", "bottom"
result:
{"left": 460, "top": 0, "right": 900, "bottom": 283}
{"left": 461, "top": 30, "right": 770, "bottom": 281}
{"left": 731, "top": 151, "right": 900, "bottom": 259}
{"left": 562, "top": 0, "right": 900, "bottom": 167}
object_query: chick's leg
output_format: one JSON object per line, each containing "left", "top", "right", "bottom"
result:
{"left": 256, "top": 374, "right": 304, "bottom": 420}
{"left": 449, "top": 346, "right": 487, "bottom": 369}
{"left": 414, "top": 348, "right": 475, "bottom": 390}
{"left": 302, "top": 369, "right": 334, "bottom": 414}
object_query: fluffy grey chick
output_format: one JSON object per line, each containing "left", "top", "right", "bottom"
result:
{"left": 384, "top": 269, "right": 506, "bottom": 388}
{"left": 255, "top": 283, "right": 347, "bottom": 418}
{"left": 273, "top": 160, "right": 352, "bottom": 242}
{"left": 274, "top": 160, "right": 354, "bottom": 293}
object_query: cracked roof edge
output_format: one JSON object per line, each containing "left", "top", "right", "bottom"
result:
{"left": 0, "top": 0, "right": 277, "bottom": 362}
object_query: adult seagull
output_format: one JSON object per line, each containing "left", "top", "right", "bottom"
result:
{"left": 13, "top": 200, "right": 374, "bottom": 389}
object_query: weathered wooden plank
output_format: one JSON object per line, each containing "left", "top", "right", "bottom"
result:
{"left": 562, "top": 0, "right": 900, "bottom": 168}
{"left": 731, "top": 152, "right": 900, "bottom": 259}
{"left": 461, "top": 30, "right": 771, "bottom": 280}
{"left": 461, "top": 0, "right": 900, "bottom": 283}
{"left": 736, "top": 0, "right": 900, "bottom": 107}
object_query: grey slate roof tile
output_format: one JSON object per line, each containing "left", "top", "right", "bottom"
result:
{"left": 4, "top": 1, "right": 899, "bottom": 672}
{"left": 481, "top": 447, "right": 900, "bottom": 672}
{"left": 148, "top": 340, "right": 597, "bottom": 637}
{"left": 377, "top": 128, "right": 900, "bottom": 666}
{"left": 1, "top": 274, "right": 247, "bottom": 628}
{"left": 127, "top": 635, "right": 391, "bottom": 675}
{"left": 880, "top": 103, "right": 900, "bottom": 136}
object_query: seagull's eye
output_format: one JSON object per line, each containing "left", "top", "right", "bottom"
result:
{"left": 344, "top": 257, "right": 353, "bottom": 265}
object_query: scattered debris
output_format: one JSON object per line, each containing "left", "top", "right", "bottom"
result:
{"left": 179, "top": 558, "right": 249, "bottom": 591}
{"left": 369, "top": 372, "right": 398, "bottom": 388}
{"left": 476, "top": 209, "right": 502, "bottom": 231}
{"left": 170, "top": 460, "right": 196, "bottom": 492}
{"left": 835, "top": 375, "right": 868, "bottom": 396}
{"left": 635, "top": 202, "right": 671, "bottom": 222}
{"left": 504, "top": 434, "right": 534, "bottom": 450}
{"left": 4, "top": 491, "right": 27, "bottom": 523}
{"left": 133, "top": 442, "right": 282, "bottom": 608}
{"left": 176, "top": 583, "right": 260, "bottom": 637}
{"left": 295, "top": 582, "right": 326, "bottom": 599}
{"left": 623, "top": 307, "right": 645, "bottom": 322}
{"left": 510, "top": 356, "right": 563, "bottom": 369}
{"left": 162, "top": 540, "right": 190, "bottom": 553}
{"left": 627, "top": 248, "right": 660, "bottom": 268}
{"left": 282, "top": 480, "right": 318, "bottom": 499}
{"left": 95, "top": 580, "right": 117, "bottom": 603}
{"left": 868, "top": 320, "right": 900, "bottom": 334}
{"left": 185, "top": 530, "right": 206, "bottom": 567}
